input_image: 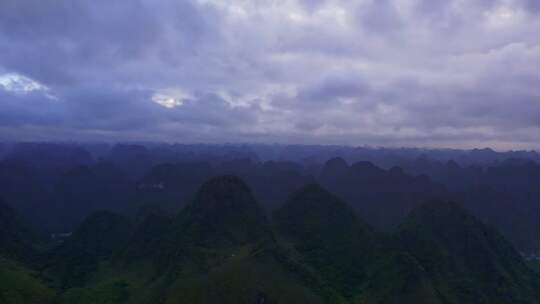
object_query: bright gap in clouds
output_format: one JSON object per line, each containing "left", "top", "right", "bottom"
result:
{"left": 152, "top": 93, "right": 184, "bottom": 109}
{"left": 152, "top": 89, "right": 195, "bottom": 109}
{"left": 0, "top": 73, "right": 49, "bottom": 94}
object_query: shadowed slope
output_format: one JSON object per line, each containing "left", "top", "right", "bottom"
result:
{"left": 274, "top": 184, "right": 442, "bottom": 303}
{"left": 64, "top": 176, "right": 327, "bottom": 304}
{"left": 398, "top": 200, "right": 540, "bottom": 304}
{"left": 172, "top": 175, "right": 272, "bottom": 247}
{"left": 44, "top": 210, "right": 133, "bottom": 288}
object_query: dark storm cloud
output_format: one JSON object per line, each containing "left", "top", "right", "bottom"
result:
{"left": 1, "top": 0, "right": 540, "bottom": 149}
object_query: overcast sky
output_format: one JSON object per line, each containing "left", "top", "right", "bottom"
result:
{"left": 1, "top": 0, "right": 539, "bottom": 149}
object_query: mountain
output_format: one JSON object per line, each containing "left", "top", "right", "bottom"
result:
{"left": 122, "top": 174, "right": 274, "bottom": 270}
{"left": 0, "top": 199, "right": 54, "bottom": 304}
{"left": 50, "top": 177, "right": 540, "bottom": 304}
{"left": 56, "top": 176, "right": 327, "bottom": 304}
{"left": 120, "top": 210, "right": 172, "bottom": 265}
{"left": 274, "top": 184, "right": 442, "bottom": 303}
{"left": 137, "top": 175, "right": 326, "bottom": 303}
{"left": 0, "top": 160, "right": 52, "bottom": 232}
{"left": 3, "top": 169, "right": 540, "bottom": 303}
{"left": 318, "top": 158, "right": 447, "bottom": 230}
{"left": 403, "top": 157, "right": 540, "bottom": 251}
{"left": 8, "top": 141, "right": 540, "bottom": 253}
{"left": 171, "top": 175, "right": 272, "bottom": 247}
{"left": 134, "top": 162, "right": 214, "bottom": 213}
{"left": 218, "top": 159, "right": 314, "bottom": 210}
{"left": 4, "top": 143, "right": 93, "bottom": 187}
{"left": 50, "top": 163, "right": 134, "bottom": 232}
{"left": 0, "top": 198, "right": 39, "bottom": 264}
{"left": 44, "top": 210, "right": 133, "bottom": 288}
{"left": 319, "top": 157, "right": 348, "bottom": 186}
{"left": 0, "top": 257, "right": 54, "bottom": 304}
{"left": 105, "top": 144, "right": 154, "bottom": 179}
{"left": 398, "top": 200, "right": 540, "bottom": 304}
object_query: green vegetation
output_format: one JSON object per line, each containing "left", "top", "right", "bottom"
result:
{"left": 43, "top": 210, "right": 133, "bottom": 289}
{"left": 2, "top": 177, "right": 540, "bottom": 303}
{"left": 527, "top": 260, "right": 540, "bottom": 275}
{"left": 398, "top": 200, "right": 540, "bottom": 304}
{"left": 274, "top": 183, "right": 441, "bottom": 304}
{"left": 0, "top": 257, "right": 54, "bottom": 304}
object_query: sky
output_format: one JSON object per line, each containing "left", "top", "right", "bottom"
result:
{"left": 1, "top": 0, "right": 540, "bottom": 150}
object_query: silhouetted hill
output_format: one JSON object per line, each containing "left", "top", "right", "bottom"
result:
{"left": 172, "top": 175, "right": 272, "bottom": 248}
{"left": 134, "top": 160, "right": 313, "bottom": 215}
{"left": 319, "top": 157, "right": 348, "bottom": 188}
{"left": 3, "top": 141, "right": 540, "bottom": 253}
{"left": 398, "top": 200, "right": 540, "bottom": 304}
{"left": 274, "top": 184, "right": 442, "bottom": 303}
{"left": 219, "top": 159, "right": 314, "bottom": 210}
{"left": 4, "top": 143, "right": 93, "bottom": 187}
{"left": 0, "top": 198, "right": 54, "bottom": 303}
{"left": 319, "top": 159, "right": 447, "bottom": 230}
{"left": 121, "top": 211, "right": 172, "bottom": 264}
{"left": 404, "top": 157, "right": 540, "bottom": 251}
{"left": 49, "top": 164, "right": 134, "bottom": 232}
{"left": 1, "top": 172, "right": 539, "bottom": 303}
{"left": 105, "top": 144, "right": 155, "bottom": 179}
{"left": 134, "top": 162, "right": 214, "bottom": 213}
{"left": 3, "top": 142, "right": 540, "bottom": 302}
{"left": 0, "top": 198, "right": 39, "bottom": 264}
{"left": 0, "top": 160, "right": 52, "bottom": 231}
{"left": 107, "top": 176, "right": 328, "bottom": 303}
{"left": 44, "top": 210, "right": 133, "bottom": 288}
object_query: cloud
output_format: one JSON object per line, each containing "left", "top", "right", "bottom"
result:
{"left": 521, "top": 0, "right": 540, "bottom": 13}
{"left": 0, "top": 0, "right": 540, "bottom": 149}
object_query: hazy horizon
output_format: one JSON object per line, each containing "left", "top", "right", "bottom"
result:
{"left": 2, "top": 140, "right": 539, "bottom": 153}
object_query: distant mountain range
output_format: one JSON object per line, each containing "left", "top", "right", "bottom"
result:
{"left": 3, "top": 143, "right": 540, "bottom": 252}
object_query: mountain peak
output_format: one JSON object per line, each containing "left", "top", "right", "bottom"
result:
{"left": 176, "top": 175, "right": 271, "bottom": 247}
{"left": 350, "top": 161, "right": 385, "bottom": 175}
{"left": 324, "top": 157, "right": 348, "bottom": 168}
{"left": 274, "top": 183, "right": 371, "bottom": 245}
{"left": 188, "top": 175, "right": 264, "bottom": 217}
{"left": 285, "top": 183, "right": 351, "bottom": 209}
{"left": 193, "top": 175, "right": 253, "bottom": 207}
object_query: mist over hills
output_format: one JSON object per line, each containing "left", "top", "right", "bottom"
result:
{"left": 2, "top": 142, "right": 540, "bottom": 303}
{"left": 2, "top": 142, "right": 540, "bottom": 250}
